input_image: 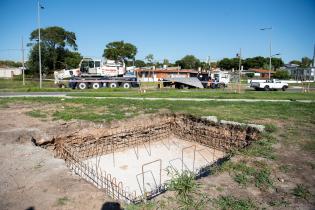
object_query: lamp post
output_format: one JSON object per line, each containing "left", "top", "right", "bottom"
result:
{"left": 260, "top": 27, "right": 272, "bottom": 79}
{"left": 37, "top": 1, "right": 44, "bottom": 88}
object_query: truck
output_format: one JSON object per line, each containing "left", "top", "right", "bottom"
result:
{"left": 250, "top": 79, "right": 289, "bottom": 91}
{"left": 54, "top": 57, "right": 138, "bottom": 89}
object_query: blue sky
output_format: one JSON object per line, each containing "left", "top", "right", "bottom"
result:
{"left": 0, "top": 0, "right": 314, "bottom": 63}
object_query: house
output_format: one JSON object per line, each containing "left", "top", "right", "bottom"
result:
{"left": 282, "top": 64, "right": 315, "bottom": 81}
{"left": 0, "top": 67, "right": 22, "bottom": 78}
{"left": 249, "top": 68, "right": 275, "bottom": 79}
{"left": 135, "top": 67, "right": 199, "bottom": 82}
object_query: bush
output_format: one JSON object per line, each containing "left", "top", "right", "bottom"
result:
{"left": 273, "top": 70, "right": 290, "bottom": 80}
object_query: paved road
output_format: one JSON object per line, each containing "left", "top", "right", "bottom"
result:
{"left": 0, "top": 92, "right": 314, "bottom": 103}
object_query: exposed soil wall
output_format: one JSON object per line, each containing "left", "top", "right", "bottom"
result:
{"left": 54, "top": 113, "right": 261, "bottom": 160}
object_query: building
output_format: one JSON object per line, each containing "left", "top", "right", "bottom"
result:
{"left": 248, "top": 68, "right": 275, "bottom": 79}
{"left": 0, "top": 67, "right": 22, "bottom": 78}
{"left": 282, "top": 64, "right": 315, "bottom": 81}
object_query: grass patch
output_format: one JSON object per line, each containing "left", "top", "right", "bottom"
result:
{"left": 292, "top": 184, "right": 312, "bottom": 201}
{"left": 240, "top": 133, "right": 276, "bottom": 160}
{"left": 26, "top": 110, "right": 47, "bottom": 118}
{"left": 221, "top": 161, "right": 273, "bottom": 190}
{"left": 215, "top": 195, "right": 256, "bottom": 210}
{"left": 68, "top": 89, "right": 315, "bottom": 100}
{"left": 56, "top": 196, "right": 70, "bottom": 206}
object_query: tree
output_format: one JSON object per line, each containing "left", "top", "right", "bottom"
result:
{"left": 175, "top": 55, "right": 200, "bottom": 69}
{"left": 243, "top": 56, "right": 266, "bottom": 69}
{"left": 273, "top": 70, "right": 290, "bottom": 79}
{"left": 271, "top": 57, "right": 284, "bottom": 70}
{"left": 217, "top": 58, "right": 239, "bottom": 70}
{"left": 0, "top": 60, "right": 22, "bottom": 68}
{"left": 64, "top": 51, "right": 82, "bottom": 68}
{"left": 289, "top": 60, "right": 301, "bottom": 66}
{"left": 29, "top": 26, "right": 78, "bottom": 71}
{"left": 103, "top": 41, "right": 137, "bottom": 62}
{"left": 145, "top": 54, "right": 154, "bottom": 65}
{"left": 301, "top": 57, "right": 312, "bottom": 67}
{"left": 134, "top": 60, "right": 146, "bottom": 67}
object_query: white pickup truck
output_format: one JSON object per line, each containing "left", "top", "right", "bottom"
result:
{"left": 250, "top": 79, "right": 289, "bottom": 91}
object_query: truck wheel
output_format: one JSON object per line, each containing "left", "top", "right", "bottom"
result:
{"left": 78, "top": 82, "right": 87, "bottom": 90}
{"left": 282, "top": 86, "right": 288, "bottom": 91}
{"left": 264, "top": 85, "right": 270, "bottom": 91}
{"left": 109, "top": 82, "right": 118, "bottom": 88}
{"left": 92, "top": 82, "right": 101, "bottom": 89}
{"left": 122, "top": 82, "right": 131, "bottom": 89}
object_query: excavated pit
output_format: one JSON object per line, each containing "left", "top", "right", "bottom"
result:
{"left": 54, "top": 113, "right": 261, "bottom": 203}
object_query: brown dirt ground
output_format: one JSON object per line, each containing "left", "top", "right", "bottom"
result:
{"left": 0, "top": 105, "right": 113, "bottom": 210}
{"left": 0, "top": 103, "right": 314, "bottom": 210}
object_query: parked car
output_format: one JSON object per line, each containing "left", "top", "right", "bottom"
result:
{"left": 250, "top": 79, "right": 289, "bottom": 91}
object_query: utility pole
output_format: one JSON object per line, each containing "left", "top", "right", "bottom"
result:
{"left": 21, "top": 37, "right": 25, "bottom": 86}
{"left": 238, "top": 48, "right": 242, "bottom": 93}
{"left": 37, "top": 0, "right": 42, "bottom": 89}
{"left": 260, "top": 27, "right": 272, "bottom": 79}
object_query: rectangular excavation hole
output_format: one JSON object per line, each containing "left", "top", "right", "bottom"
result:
{"left": 55, "top": 113, "right": 261, "bottom": 203}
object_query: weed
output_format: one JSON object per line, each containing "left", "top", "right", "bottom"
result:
{"left": 279, "top": 165, "right": 290, "bottom": 173}
{"left": 56, "top": 196, "right": 70, "bottom": 206}
{"left": 167, "top": 170, "right": 208, "bottom": 210}
{"left": 268, "top": 198, "right": 289, "bottom": 207}
{"left": 264, "top": 124, "right": 277, "bottom": 133}
{"left": 292, "top": 184, "right": 311, "bottom": 201}
{"left": 215, "top": 195, "right": 256, "bottom": 210}
{"left": 26, "top": 110, "right": 47, "bottom": 118}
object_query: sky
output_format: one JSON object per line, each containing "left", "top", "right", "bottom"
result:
{"left": 0, "top": 0, "right": 314, "bottom": 63}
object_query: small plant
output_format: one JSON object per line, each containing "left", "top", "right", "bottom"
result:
{"left": 26, "top": 110, "right": 47, "bottom": 118}
{"left": 56, "top": 196, "right": 70, "bottom": 206}
{"left": 167, "top": 170, "right": 208, "bottom": 210}
{"left": 292, "top": 184, "right": 311, "bottom": 201}
{"left": 265, "top": 124, "right": 277, "bottom": 133}
{"left": 215, "top": 195, "right": 256, "bottom": 210}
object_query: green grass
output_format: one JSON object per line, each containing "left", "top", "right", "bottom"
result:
{"left": 221, "top": 161, "right": 273, "bottom": 190}
{"left": 26, "top": 110, "right": 47, "bottom": 118}
{"left": 215, "top": 196, "right": 257, "bottom": 210}
{"left": 68, "top": 89, "right": 315, "bottom": 100}
{"left": 56, "top": 196, "right": 70, "bottom": 206}
{"left": 292, "top": 184, "right": 312, "bottom": 201}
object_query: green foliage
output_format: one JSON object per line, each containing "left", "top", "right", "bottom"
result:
{"left": 28, "top": 26, "right": 80, "bottom": 74}
{"left": 264, "top": 124, "right": 277, "bottom": 133}
{"left": 292, "top": 184, "right": 311, "bottom": 200}
{"left": 134, "top": 60, "right": 146, "bottom": 67}
{"left": 26, "top": 110, "right": 47, "bottom": 118}
{"left": 175, "top": 55, "right": 201, "bottom": 69}
{"left": 273, "top": 70, "right": 290, "bottom": 79}
{"left": 301, "top": 57, "right": 312, "bottom": 67}
{"left": 221, "top": 161, "right": 273, "bottom": 190}
{"left": 56, "top": 196, "right": 70, "bottom": 206}
{"left": 145, "top": 54, "right": 154, "bottom": 65}
{"left": 289, "top": 60, "right": 301, "bottom": 66}
{"left": 215, "top": 196, "right": 256, "bottom": 210}
{"left": 103, "top": 41, "right": 137, "bottom": 62}
{"left": 167, "top": 170, "right": 208, "bottom": 210}
{"left": 218, "top": 57, "right": 240, "bottom": 70}
{"left": 0, "top": 60, "right": 22, "bottom": 68}
{"left": 241, "top": 133, "right": 276, "bottom": 160}
{"left": 246, "top": 73, "right": 254, "bottom": 78}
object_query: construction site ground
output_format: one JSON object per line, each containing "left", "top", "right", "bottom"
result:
{"left": 0, "top": 98, "right": 314, "bottom": 210}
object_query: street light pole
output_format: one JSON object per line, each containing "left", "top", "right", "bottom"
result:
{"left": 269, "top": 39, "right": 272, "bottom": 79}
{"left": 37, "top": 0, "right": 42, "bottom": 89}
{"left": 260, "top": 27, "right": 272, "bottom": 79}
{"left": 21, "top": 36, "right": 25, "bottom": 86}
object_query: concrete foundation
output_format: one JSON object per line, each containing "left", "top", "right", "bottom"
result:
{"left": 54, "top": 113, "right": 262, "bottom": 203}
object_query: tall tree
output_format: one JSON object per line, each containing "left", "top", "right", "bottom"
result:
{"left": 145, "top": 54, "right": 154, "bottom": 65}
{"left": 29, "top": 26, "right": 78, "bottom": 71}
{"left": 175, "top": 55, "right": 200, "bottom": 69}
{"left": 301, "top": 57, "right": 312, "bottom": 67}
{"left": 103, "top": 41, "right": 137, "bottom": 62}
